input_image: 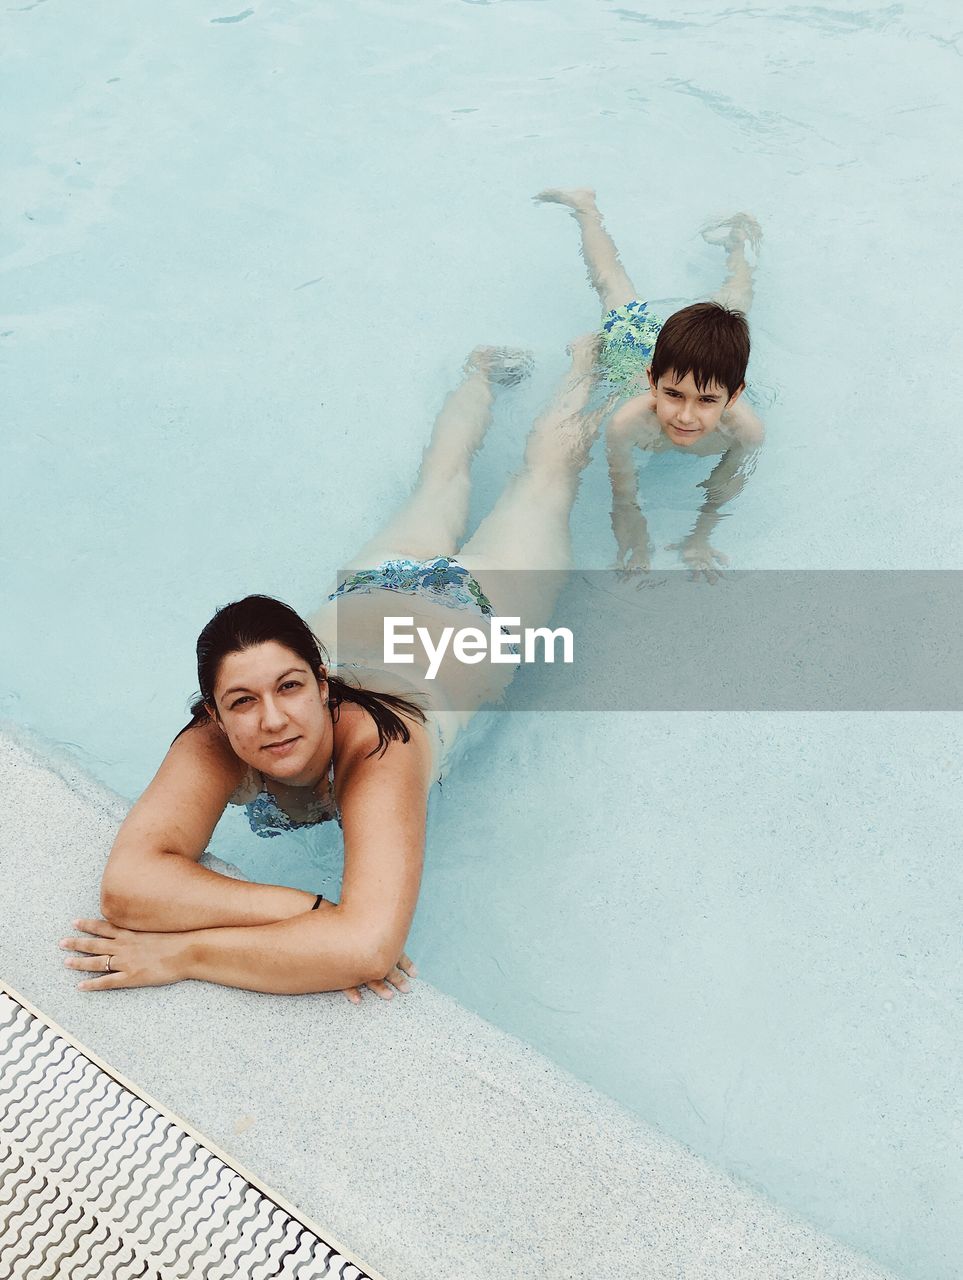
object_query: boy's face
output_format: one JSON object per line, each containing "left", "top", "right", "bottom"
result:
{"left": 647, "top": 368, "right": 743, "bottom": 447}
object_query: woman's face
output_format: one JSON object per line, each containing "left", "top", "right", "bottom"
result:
{"left": 211, "top": 641, "right": 331, "bottom": 785}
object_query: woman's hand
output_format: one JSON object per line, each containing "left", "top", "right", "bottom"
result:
{"left": 340, "top": 951, "right": 418, "bottom": 1006}
{"left": 60, "top": 918, "right": 190, "bottom": 991}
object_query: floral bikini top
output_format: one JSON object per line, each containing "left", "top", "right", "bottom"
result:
{"left": 228, "top": 758, "right": 340, "bottom": 839}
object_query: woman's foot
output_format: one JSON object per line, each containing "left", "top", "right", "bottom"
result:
{"left": 566, "top": 331, "right": 603, "bottom": 376}
{"left": 465, "top": 345, "right": 535, "bottom": 386}
{"left": 533, "top": 187, "right": 598, "bottom": 215}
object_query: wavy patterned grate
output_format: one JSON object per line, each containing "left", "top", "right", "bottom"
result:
{"left": 0, "top": 989, "right": 380, "bottom": 1280}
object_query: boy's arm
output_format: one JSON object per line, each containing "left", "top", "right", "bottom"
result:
{"left": 695, "top": 441, "right": 759, "bottom": 531}
{"left": 691, "top": 399, "right": 764, "bottom": 538}
{"left": 672, "top": 443, "right": 760, "bottom": 581}
{"left": 722, "top": 395, "right": 765, "bottom": 448}
{"left": 606, "top": 396, "right": 657, "bottom": 569}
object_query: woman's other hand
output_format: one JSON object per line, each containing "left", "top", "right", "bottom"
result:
{"left": 341, "top": 951, "right": 417, "bottom": 1006}
{"left": 60, "top": 918, "right": 190, "bottom": 991}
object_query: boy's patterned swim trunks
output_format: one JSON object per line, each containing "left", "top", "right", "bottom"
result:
{"left": 599, "top": 299, "right": 663, "bottom": 387}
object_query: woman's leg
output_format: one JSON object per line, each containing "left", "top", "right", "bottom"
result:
{"left": 342, "top": 346, "right": 531, "bottom": 571}
{"left": 702, "top": 213, "right": 762, "bottom": 313}
{"left": 535, "top": 188, "right": 639, "bottom": 313}
{"left": 455, "top": 335, "right": 607, "bottom": 631}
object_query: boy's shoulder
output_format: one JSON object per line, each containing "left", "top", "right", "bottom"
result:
{"left": 720, "top": 399, "right": 765, "bottom": 449}
{"left": 607, "top": 391, "right": 660, "bottom": 443}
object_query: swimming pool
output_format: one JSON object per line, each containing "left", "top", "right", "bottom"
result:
{"left": 3, "top": 2, "right": 961, "bottom": 1277}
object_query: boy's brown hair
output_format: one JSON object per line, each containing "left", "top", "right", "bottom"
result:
{"left": 650, "top": 301, "right": 749, "bottom": 399}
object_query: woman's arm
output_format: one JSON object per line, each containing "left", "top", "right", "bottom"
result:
{"left": 100, "top": 721, "right": 317, "bottom": 932}
{"left": 179, "top": 910, "right": 382, "bottom": 994}
{"left": 331, "top": 704, "right": 434, "bottom": 973}
{"left": 71, "top": 707, "right": 433, "bottom": 995}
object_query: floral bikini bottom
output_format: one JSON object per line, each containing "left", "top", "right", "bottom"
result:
{"left": 329, "top": 555, "right": 495, "bottom": 617}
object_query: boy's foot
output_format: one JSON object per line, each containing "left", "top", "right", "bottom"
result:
{"left": 533, "top": 187, "right": 598, "bottom": 215}
{"left": 466, "top": 345, "right": 534, "bottom": 386}
{"left": 700, "top": 212, "right": 763, "bottom": 255}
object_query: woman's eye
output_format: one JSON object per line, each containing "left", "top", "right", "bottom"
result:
{"left": 231, "top": 696, "right": 252, "bottom": 708}
{"left": 281, "top": 681, "right": 301, "bottom": 691}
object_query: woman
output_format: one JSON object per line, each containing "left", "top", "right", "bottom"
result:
{"left": 60, "top": 338, "right": 603, "bottom": 1002}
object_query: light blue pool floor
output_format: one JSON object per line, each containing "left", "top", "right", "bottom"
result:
{"left": 1, "top": 729, "right": 895, "bottom": 1280}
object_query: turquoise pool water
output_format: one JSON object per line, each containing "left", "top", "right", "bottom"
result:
{"left": 3, "top": 3, "right": 961, "bottom": 1278}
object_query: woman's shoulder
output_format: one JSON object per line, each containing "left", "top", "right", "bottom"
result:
{"left": 167, "top": 719, "right": 252, "bottom": 795}
{"left": 121, "top": 720, "right": 252, "bottom": 858}
{"left": 332, "top": 690, "right": 432, "bottom": 779}
{"left": 332, "top": 696, "right": 385, "bottom": 762}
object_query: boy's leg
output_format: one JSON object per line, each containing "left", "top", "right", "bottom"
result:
{"left": 702, "top": 213, "right": 762, "bottom": 313}
{"left": 342, "top": 347, "right": 532, "bottom": 571}
{"left": 535, "top": 188, "right": 639, "bottom": 313}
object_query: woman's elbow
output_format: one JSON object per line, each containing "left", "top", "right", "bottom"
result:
{"left": 100, "top": 860, "right": 152, "bottom": 928}
{"left": 363, "top": 932, "right": 409, "bottom": 985}
{"left": 331, "top": 918, "right": 396, "bottom": 988}
{"left": 99, "top": 882, "right": 141, "bottom": 929}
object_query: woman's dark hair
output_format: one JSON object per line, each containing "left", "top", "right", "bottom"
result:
{"left": 650, "top": 300, "right": 750, "bottom": 399}
{"left": 173, "top": 594, "right": 426, "bottom": 758}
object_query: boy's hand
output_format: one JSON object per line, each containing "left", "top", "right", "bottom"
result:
{"left": 667, "top": 536, "right": 729, "bottom": 584}
{"left": 612, "top": 505, "right": 651, "bottom": 572}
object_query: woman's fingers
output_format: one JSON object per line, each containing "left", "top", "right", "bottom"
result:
{"left": 369, "top": 981, "right": 394, "bottom": 999}
{"left": 61, "top": 935, "right": 116, "bottom": 955}
{"left": 342, "top": 955, "right": 417, "bottom": 1002}
{"left": 72, "top": 918, "right": 116, "bottom": 937}
{"left": 76, "top": 973, "right": 128, "bottom": 992}
{"left": 64, "top": 953, "right": 116, "bottom": 972}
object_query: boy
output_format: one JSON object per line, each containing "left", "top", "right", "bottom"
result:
{"left": 536, "top": 189, "right": 764, "bottom": 581}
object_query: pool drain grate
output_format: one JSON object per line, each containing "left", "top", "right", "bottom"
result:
{"left": 0, "top": 985, "right": 384, "bottom": 1280}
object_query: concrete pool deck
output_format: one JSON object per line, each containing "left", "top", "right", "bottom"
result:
{"left": 1, "top": 727, "right": 895, "bottom": 1280}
